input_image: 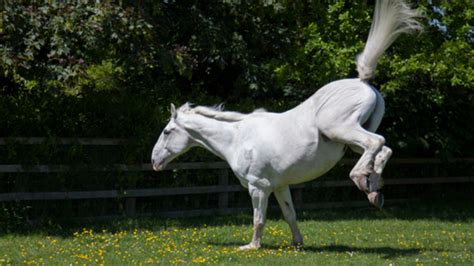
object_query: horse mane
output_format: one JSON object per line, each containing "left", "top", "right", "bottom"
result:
{"left": 178, "top": 102, "right": 266, "bottom": 122}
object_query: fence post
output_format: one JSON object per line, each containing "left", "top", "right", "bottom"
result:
{"left": 433, "top": 162, "right": 439, "bottom": 178}
{"left": 293, "top": 187, "right": 304, "bottom": 208}
{"left": 125, "top": 178, "right": 137, "bottom": 216}
{"left": 125, "top": 197, "right": 136, "bottom": 216}
{"left": 218, "top": 168, "right": 229, "bottom": 215}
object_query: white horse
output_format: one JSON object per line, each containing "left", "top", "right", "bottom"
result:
{"left": 152, "top": 0, "right": 422, "bottom": 250}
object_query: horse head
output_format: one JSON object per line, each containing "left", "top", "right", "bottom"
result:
{"left": 151, "top": 103, "right": 195, "bottom": 171}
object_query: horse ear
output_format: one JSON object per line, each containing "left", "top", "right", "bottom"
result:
{"left": 170, "top": 103, "right": 177, "bottom": 119}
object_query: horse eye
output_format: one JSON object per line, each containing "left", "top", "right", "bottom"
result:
{"left": 163, "top": 130, "right": 171, "bottom": 135}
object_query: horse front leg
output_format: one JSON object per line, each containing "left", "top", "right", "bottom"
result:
{"left": 274, "top": 186, "right": 303, "bottom": 247}
{"left": 239, "top": 184, "right": 271, "bottom": 251}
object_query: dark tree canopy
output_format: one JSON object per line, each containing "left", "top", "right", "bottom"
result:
{"left": 0, "top": 0, "right": 472, "bottom": 157}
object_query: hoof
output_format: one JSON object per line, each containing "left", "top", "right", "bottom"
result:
{"left": 238, "top": 243, "right": 260, "bottom": 251}
{"left": 368, "top": 192, "right": 384, "bottom": 209}
{"left": 292, "top": 242, "right": 304, "bottom": 252}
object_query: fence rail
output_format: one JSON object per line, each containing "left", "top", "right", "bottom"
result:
{"left": 2, "top": 158, "right": 474, "bottom": 173}
{"left": 0, "top": 176, "right": 472, "bottom": 202}
{"left": 0, "top": 162, "right": 229, "bottom": 173}
{"left": 1, "top": 137, "right": 473, "bottom": 218}
{"left": 0, "top": 137, "right": 129, "bottom": 145}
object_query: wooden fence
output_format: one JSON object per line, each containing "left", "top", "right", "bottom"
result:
{"left": 0, "top": 137, "right": 473, "bottom": 218}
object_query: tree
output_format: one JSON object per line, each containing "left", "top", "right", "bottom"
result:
{"left": 1, "top": 0, "right": 472, "bottom": 156}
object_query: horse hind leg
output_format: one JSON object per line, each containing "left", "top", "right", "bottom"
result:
{"left": 274, "top": 186, "right": 303, "bottom": 247}
{"left": 354, "top": 98, "right": 390, "bottom": 194}
{"left": 343, "top": 107, "right": 387, "bottom": 206}
{"left": 327, "top": 126, "right": 386, "bottom": 208}
{"left": 351, "top": 145, "right": 392, "bottom": 191}
{"left": 362, "top": 145, "right": 391, "bottom": 207}
{"left": 344, "top": 128, "right": 385, "bottom": 180}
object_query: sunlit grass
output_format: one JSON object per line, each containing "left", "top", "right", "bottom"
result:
{"left": 1, "top": 201, "right": 473, "bottom": 265}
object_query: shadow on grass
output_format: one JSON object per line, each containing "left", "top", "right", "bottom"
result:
{"left": 297, "top": 198, "right": 474, "bottom": 222}
{"left": 1, "top": 198, "right": 473, "bottom": 237}
{"left": 303, "top": 244, "right": 423, "bottom": 259}
{"left": 207, "top": 241, "right": 443, "bottom": 260}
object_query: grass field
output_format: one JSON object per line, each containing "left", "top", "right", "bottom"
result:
{"left": 1, "top": 200, "right": 473, "bottom": 265}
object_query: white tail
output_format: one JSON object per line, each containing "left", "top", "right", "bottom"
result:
{"left": 357, "top": 0, "right": 422, "bottom": 81}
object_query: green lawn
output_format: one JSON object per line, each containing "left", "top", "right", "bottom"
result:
{"left": 1, "top": 200, "right": 473, "bottom": 265}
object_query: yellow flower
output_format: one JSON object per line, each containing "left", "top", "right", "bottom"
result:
{"left": 192, "top": 256, "right": 207, "bottom": 263}
{"left": 75, "top": 254, "right": 88, "bottom": 260}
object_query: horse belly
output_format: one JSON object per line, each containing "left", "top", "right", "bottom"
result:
{"left": 278, "top": 141, "right": 346, "bottom": 186}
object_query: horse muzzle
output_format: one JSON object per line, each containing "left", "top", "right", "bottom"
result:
{"left": 151, "top": 159, "right": 165, "bottom": 171}
{"left": 152, "top": 163, "right": 162, "bottom": 171}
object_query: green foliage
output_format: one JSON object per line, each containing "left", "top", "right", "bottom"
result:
{"left": 0, "top": 2, "right": 156, "bottom": 95}
{"left": 0, "top": 0, "right": 472, "bottom": 158}
{"left": 376, "top": 1, "right": 474, "bottom": 157}
{"left": 78, "top": 60, "right": 124, "bottom": 93}
{"left": 273, "top": 1, "right": 370, "bottom": 100}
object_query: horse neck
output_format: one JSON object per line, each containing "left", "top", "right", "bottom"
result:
{"left": 180, "top": 113, "right": 235, "bottom": 160}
